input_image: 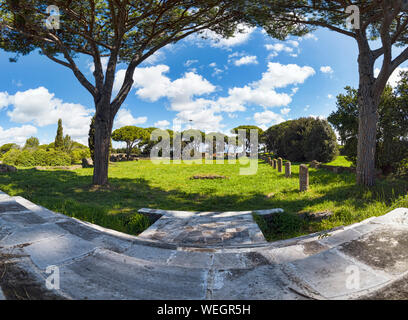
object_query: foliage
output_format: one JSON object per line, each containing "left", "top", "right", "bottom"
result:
{"left": 328, "top": 77, "right": 408, "bottom": 175}
{"left": 244, "top": 1, "right": 408, "bottom": 186}
{"left": 231, "top": 125, "right": 264, "bottom": 153}
{"left": 0, "top": 0, "right": 247, "bottom": 185}
{"left": 88, "top": 116, "right": 95, "bottom": 162}
{"left": 264, "top": 117, "right": 338, "bottom": 163}
{"left": 23, "top": 136, "right": 40, "bottom": 150}
{"left": 112, "top": 126, "right": 148, "bottom": 160}
{"left": 0, "top": 143, "right": 19, "bottom": 158}
{"left": 63, "top": 134, "right": 74, "bottom": 153}
{"left": 206, "top": 132, "right": 228, "bottom": 155}
{"left": 54, "top": 119, "right": 64, "bottom": 149}
{"left": 2, "top": 148, "right": 72, "bottom": 167}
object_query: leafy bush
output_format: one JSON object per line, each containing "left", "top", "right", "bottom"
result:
{"left": 2, "top": 149, "right": 72, "bottom": 167}
{"left": 264, "top": 117, "right": 339, "bottom": 163}
{"left": 0, "top": 143, "right": 19, "bottom": 159}
{"left": 328, "top": 81, "right": 408, "bottom": 175}
{"left": 70, "top": 148, "right": 91, "bottom": 164}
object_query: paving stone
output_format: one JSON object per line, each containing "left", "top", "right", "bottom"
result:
{"left": 13, "top": 196, "right": 66, "bottom": 221}
{"left": 58, "top": 249, "right": 208, "bottom": 300}
{"left": 0, "top": 211, "right": 46, "bottom": 227}
{"left": 0, "top": 201, "right": 28, "bottom": 214}
{"left": 123, "top": 244, "right": 175, "bottom": 264}
{"left": 254, "top": 209, "right": 284, "bottom": 216}
{"left": 22, "top": 234, "right": 97, "bottom": 269}
{"left": 260, "top": 245, "right": 310, "bottom": 264}
{"left": 287, "top": 249, "right": 390, "bottom": 299}
{"left": 210, "top": 265, "right": 300, "bottom": 300}
{"left": 319, "top": 229, "right": 362, "bottom": 247}
{"left": 0, "top": 223, "right": 70, "bottom": 247}
{"left": 372, "top": 208, "right": 408, "bottom": 226}
{"left": 138, "top": 209, "right": 267, "bottom": 247}
{"left": 167, "top": 250, "right": 213, "bottom": 268}
{"left": 212, "top": 253, "right": 249, "bottom": 270}
{"left": 340, "top": 226, "right": 408, "bottom": 276}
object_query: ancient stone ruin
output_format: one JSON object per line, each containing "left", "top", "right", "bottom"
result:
{"left": 299, "top": 164, "right": 309, "bottom": 192}
{"left": 285, "top": 161, "right": 291, "bottom": 178}
{"left": 277, "top": 158, "right": 283, "bottom": 173}
{"left": 0, "top": 164, "right": 17, "bottom": 173}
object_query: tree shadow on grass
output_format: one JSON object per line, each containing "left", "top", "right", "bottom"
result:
{"left": 0, "top": 167, "right": 406, "bottom": 239}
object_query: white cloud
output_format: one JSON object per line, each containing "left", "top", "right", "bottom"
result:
{"left": 300, "top": 33, "right": 318, "bottom": 41}
{"left": 209, "top": 62, "right": 217, "bottom": 68}
{"left": 309, "top": 115, "right": 326, "bottom": 120}
{"left": 265, "top": 43, "right": 293, "bottom": 53}
{"left": 254, "top": 110, "right": 285, "bottom": 128}
{"left": 254, "top": 62, "right": 315, "bottom": 89}
{"left": 265, "top": 41, "right": 300, "bottom": 59}
{"left": 142, "top": 50, "right": 166, "bottom": 65}
{"left": 0, "top": 92, "right": 9, "bottom": 110}
{"left": 88, "top": 57, "right": 109, "bottom": 74}
{"left": 3, "top": 87, "right": 93, "bottom": 143}
{"left": 328, "top": 94, "right": 334, "bottom": 99}
{"left": 154, "top": 120, "right": 170, "bottom": 129}
{"left": 190, "top": 24, "right": 255, "bottom": 49}
{"left": 233, "top": 55, "right": 258, "bottom": 66}
{"left": 0, "top": 125, "right": 38, "bottom": 146}
{"left": 114, "top": 108, "right": 147, "bottom": 129}
{"left": 280, "top": 108, "right": 291, "bottom": 115}
{"left": 184, "top": 59, "right": 199, "bottom": 67}
{"left": 288, "top": 40, "right": 299, "bottom": 47}
{"left": 320, "top": 66, "right": 334, "bottom": 74}
{"left": 113, "top": 62, "right": 314, "bottom": 133}
{"left": 375, "top": 67, "right": 408, "bottom": 87}
{"left": 215, "top": 63, "right": 314, "bottom": 113}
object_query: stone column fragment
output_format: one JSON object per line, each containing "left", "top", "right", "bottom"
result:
{"left": 285, "top": 161, "right": 291, "bottom": 178}
{"left": 277, "top": 158, "right": 283, "bottom": 173}
{"left": 299, "top": 164, "right": 309, "bottom": 192}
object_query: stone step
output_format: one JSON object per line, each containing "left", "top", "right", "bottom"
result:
{"left": 2, "top": 189, "right": 408, "bottom": 300}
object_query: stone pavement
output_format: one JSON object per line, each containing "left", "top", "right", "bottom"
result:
{"left": 1, "top": 189, "right": 408, "bottom": 300}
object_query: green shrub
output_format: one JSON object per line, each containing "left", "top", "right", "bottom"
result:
{"left": 0, "top": 143, "right": 19, "bottom": 159}
{"left": 2, "top": 149, "right": 72, "bottom": 167}
{"left": 264, "top": 117, "right": 339, "bottom": 163}
{"left": 2, "top": 149, "right": 23, "bottom": 166}
{"left": 70, "top": 148, "right": 91, "bottom": 164}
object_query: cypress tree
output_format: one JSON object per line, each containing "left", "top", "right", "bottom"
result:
{"left": 55, "top": 119, "right": 64, "bottom": 149}
{"left": 88, "top": 116, "right": 95, "bottom": 162}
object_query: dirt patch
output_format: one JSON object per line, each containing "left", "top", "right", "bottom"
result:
{"left": 0, "top": 252, "right": 65, "bottom": 300}
{"left": 340, "top": 227, "right": 408, "bottom": 274}
{"left": 34, "top": 165, "right": 82, "bottom": 171}
{"left": 190, "top": 174, "right": 228, "bottom": 180}
{"left": 302, "top": 241, "right": 329, "bottom": 255}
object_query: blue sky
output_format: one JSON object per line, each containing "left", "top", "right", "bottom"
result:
{"left": 0, "top": 25, "right": 407, "bottom": 147}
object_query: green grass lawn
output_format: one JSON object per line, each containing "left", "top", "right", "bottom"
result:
{"left": 323, "top": 156, "right": 354, "bottom": 167}
{"left": 0, "top": 159, "right": 407, "bottom": 241}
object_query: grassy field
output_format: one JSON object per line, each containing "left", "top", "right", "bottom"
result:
{"left": 0, "top": 159, "right": 407, "bottom": 241}
{"left": 323, "top": 156, "right": 353, "bottom": 167}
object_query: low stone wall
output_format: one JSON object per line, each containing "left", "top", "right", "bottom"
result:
{"left": 110, "top": 154, "right": 139, "bottom": 162}
{"left": 0, "top": 164, "right": 17, "bottom": 173}
{"left": 309, "top": 160, "right": 356, "bottom": 174}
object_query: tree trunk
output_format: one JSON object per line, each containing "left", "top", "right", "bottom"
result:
{"left": 356, "top": 50, "right": 378, "bottom": 187}
{"left": 356, "top": 91, "right": 378, "bottom": 186}
{"left": 92, "top": 106, "right": 113, "bottom": 186}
